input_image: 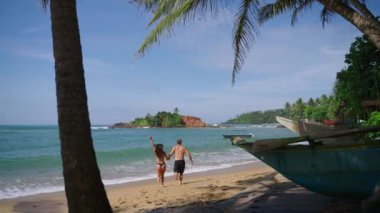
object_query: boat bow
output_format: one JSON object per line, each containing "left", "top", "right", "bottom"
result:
{"left": 231, "top": 125, "right": 380, "bottom": 198}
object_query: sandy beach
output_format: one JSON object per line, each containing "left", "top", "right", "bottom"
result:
{"left": 0, "top": 162, "right": 361, "bottom": 213}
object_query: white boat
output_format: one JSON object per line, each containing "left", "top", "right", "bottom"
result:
{"left": 275, "top": 116, "right": 299, "bottom": 133}
{"left": 275, "top": 116, "right": 356, "bottom": 144}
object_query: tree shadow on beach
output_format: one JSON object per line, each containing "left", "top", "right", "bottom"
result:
{"left": 144, "top": 173, "right": 361, "bottom": 213}
{"left": 13, "top": 200, "right": 66, "bottom": 213}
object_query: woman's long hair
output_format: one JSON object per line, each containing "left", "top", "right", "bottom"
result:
{"left": 154, "top": 144, "right": 165, "bottom": 158}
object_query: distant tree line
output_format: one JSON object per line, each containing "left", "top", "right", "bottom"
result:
{"left": 225, "top": 109, "right": 286, "bottom": 124}
{"left": 224, "top": 94, "right": 334, "bottom": 124}
{"left": 225, "top": 35, "right": 380, "bottom": 124}
{"left": 130, "top": 108, "right": 184, "bottom": 127}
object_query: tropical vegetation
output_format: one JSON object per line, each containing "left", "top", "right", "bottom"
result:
{"left": 225, "top": 94, "right": 334, "bottom": 124}
{"left": 136, "top": 0, "right": 380, "bottom": 83}
{"left": 364, "top": 112, "right": 380, "bottom": 138}
{"left": 332, "top": 35, "right": 380, "bottom": 120}
{"left": 130, "top": 110, "right": 185, "bottom": 127}
{"left": 225, "top": 109, "right": 286, "bottom": 124}
{"left": 226, "top": 33, "right": 379, "bottom": 124}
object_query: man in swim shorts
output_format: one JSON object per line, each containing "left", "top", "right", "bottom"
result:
{"left": 169, "top": 139, "right": 193, "bottom": 186}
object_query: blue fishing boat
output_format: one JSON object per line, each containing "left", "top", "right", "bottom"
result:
{"left": 232, "top": 126, "right": 380, "bottom": 199}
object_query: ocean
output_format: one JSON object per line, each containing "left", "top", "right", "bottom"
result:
{"left": 0, "top": 125, "right": 296, "bottom": 200}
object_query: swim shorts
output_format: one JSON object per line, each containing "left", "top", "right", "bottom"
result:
{"left": 174, "top": 160, "right": 185, "bottom": 175}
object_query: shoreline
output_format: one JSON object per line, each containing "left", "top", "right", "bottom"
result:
{"left": 0, "top": 160, "right": 260, "bottom": 201}
{"left": 0, "top": 162, "right": 265, "bottom": 211}
{"left": 0, "top": 161, "right": 264, "bottom": 199}
{"left": 0, "top": 162, "right": 361, "bottom": 212}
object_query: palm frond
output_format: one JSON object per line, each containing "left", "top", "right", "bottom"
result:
{"left": 137, "top": 0, "right": 228, "bottom": 57}
{"left": 232, "top": 0, "right": 260, "bottom": 85}
{"left": 180, "top": 0, "right": 229, "bottom": 23}
{"left": 41, "top": 0, "right": 49, "bottom": 9}
{"left": 142, "top": 0, "right": 228, "bottom": 25}
{"left": 291, "top": 0, "right": 314, "bottom": 26}
{"left": 136, "top": 0, "right": 196, "bottom": 57}
{"left": 320, "top": 6, "right": 333, "bottom": 28}
{"left": 134, "top": 0, "right": 161, "bottom": 11}
{"left": 259, "top": 0, "right": 301, "bottom": 24}
{"left": 149, "top": 0, "right": 179, "bottom": 25}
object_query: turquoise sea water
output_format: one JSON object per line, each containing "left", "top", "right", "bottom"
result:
{"left": 0, "top": 125, "right": 296, "bottom": 200}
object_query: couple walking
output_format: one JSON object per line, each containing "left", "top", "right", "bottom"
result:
{"left": 149, "top": 137, "right": 193, "bottom": 186}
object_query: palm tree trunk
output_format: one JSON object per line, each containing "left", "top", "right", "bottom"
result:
{"left": 50, "top": 0, "right": 112, "bottom": 212}
{"left": 318, "top": 0, "right": 380, "bottom": 49}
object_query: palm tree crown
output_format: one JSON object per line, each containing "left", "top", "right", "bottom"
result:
{"left": 136, "top": 0, "right": 380, "bottom": 84}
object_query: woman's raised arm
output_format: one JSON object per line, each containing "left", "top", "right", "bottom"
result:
{"left": 149, "top": 136, "right": 155, "bottom": 151}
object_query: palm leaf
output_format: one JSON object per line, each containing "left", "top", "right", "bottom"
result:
{"left": 137, "top": 0, "right": 227, "bottom": 57}
{"left": 136, "top": 0, "right": 196, "bottom": 57}
{"left": 149, "top": 0, "right": 179, "bottom": 25}
{"left": 259, "top": 0, "right": 301, "bottom": 24}
{"left": 320, "top": 6, "right": 333, "bottom": 28}
{"left": 134, "top": 0, "right": 161, "bottom": 11}
{"left": 232, "top": 0, "right": 260, "bottom": 84}
{"left": 41, "top": 0, "right": 49, "bottom": 9}
{"left": 291, "top": 0, "right": 314, "bottom": 26}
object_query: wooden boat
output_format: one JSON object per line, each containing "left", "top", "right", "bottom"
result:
{"left": 232, "top": 126, "right": 380, "bottom": 199}
{"left": 276, "top": 116, "right": 355, "bottom": 144}
{"left": 223, "top": 134, "right": 253, "bottom": 139}
{"left": 275, "top": 116, "right": 299, "bottom": 133}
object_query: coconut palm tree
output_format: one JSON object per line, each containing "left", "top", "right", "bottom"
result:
{"left": 41, "top": 0, "right": 112, "bottom": 212}
{"left": 135, "top": 0, "right": 380, "bottom": 83}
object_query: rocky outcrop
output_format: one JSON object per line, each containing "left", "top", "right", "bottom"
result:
{"left": 182, "top": 116, "right": 207, "bottom": 128}
{"left": 112, "top": 115, "right": 207, "bottom": 128}
{"left": 111, "top": 122, "right": 133, "bottom": 128}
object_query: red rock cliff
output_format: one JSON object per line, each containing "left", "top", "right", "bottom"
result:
{"left": 182, "top": 116, "right": 207, "bottom": 127}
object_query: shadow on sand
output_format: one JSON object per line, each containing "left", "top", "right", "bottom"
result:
{"left": 144, "top": 173, "right": 361, "bottom": 213}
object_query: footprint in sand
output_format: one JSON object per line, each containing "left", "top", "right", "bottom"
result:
{"left": 208, "top": 185, "right": 217, "bottom": 192}
{"left": 117, "top": 197, "right": 126, "bottom": 204}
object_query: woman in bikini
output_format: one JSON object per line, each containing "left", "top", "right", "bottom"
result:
{"left": 149, "top": 136, "right": 170, "bottom": 187}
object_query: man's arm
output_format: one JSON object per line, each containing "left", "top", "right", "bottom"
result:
{"left": 169, "top": 147, "right": 175, "bottom": 158}
{"left": 185, "top": 149, "right": 193, "bottom": 165}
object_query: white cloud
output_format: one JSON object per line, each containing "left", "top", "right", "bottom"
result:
{"left": 84, "top": 57, "right": 115, "bottom": 73}
{"left": 21, "top": 27, "right": 44, "bottom": 34}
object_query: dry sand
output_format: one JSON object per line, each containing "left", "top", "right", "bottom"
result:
{"left": 0, "top": 162, "right": 361, "bottom": 212}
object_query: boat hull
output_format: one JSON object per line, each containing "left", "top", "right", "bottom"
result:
{"left": 223, "top": 134, "right": 252, "bottom": 139}
{"left": 238, "top": 142, "right": 380, "bottom": 199}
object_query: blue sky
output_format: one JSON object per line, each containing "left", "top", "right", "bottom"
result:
{"left": 0, "top": 1, "right": 378, "bottom": 125}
